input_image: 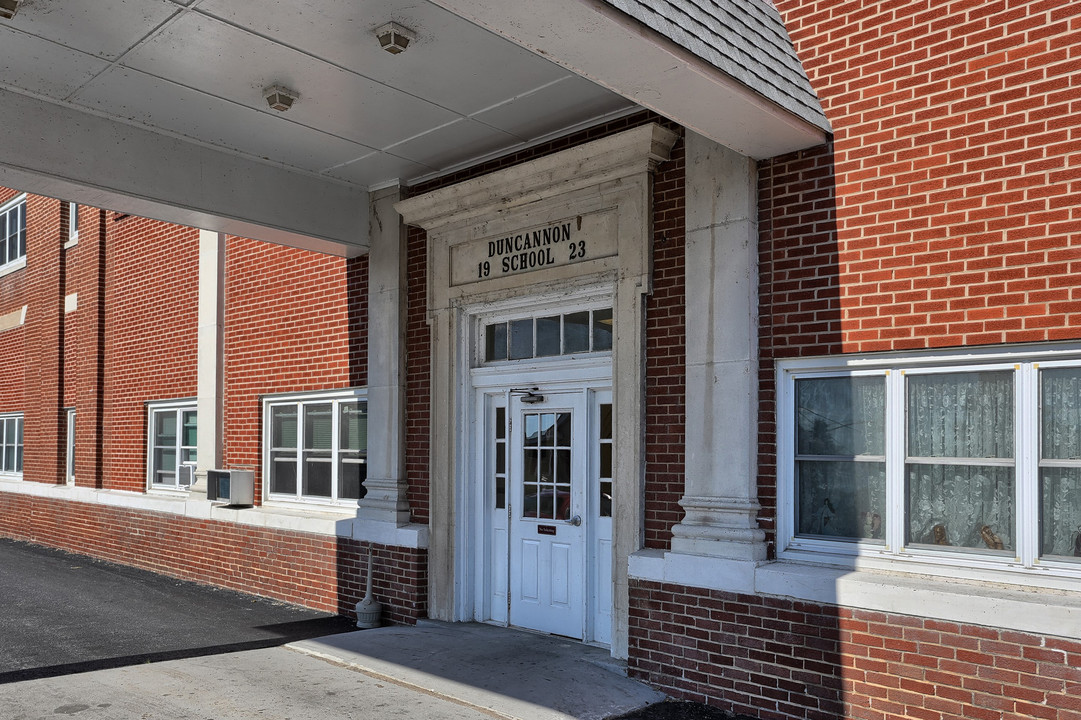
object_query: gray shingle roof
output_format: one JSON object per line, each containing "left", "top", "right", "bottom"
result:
{"left": 601, "top": 0, "right": 830, "bottom": 133}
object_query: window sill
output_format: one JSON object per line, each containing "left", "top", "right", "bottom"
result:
{"left": 0, "top": 257, "right": 26, "bottom": 280}
{"left": 629, "top": 549, "right": 1081, "bottom": 641}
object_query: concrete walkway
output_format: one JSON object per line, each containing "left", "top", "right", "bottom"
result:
{"left": 291, "top": 621, "right": 665, "bottom": 720}
{"left": 0, "top": 621, "right": 664, "bottom": 720}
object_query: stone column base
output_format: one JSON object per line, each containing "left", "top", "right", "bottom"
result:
{"left": 358, "top": 477, "right": 411, "bottom": 525}
{"left": 670, "top": 495, "right": 767, "bottom": 561}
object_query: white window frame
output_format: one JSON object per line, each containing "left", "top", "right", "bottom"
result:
{"left": 0, "top": 194, "right": 27, "bottom": 277}
{"left": 65, "top": 408, "right": 75, "bottom": 485}
{"left": 0, "top": 412, "right": 24, "bottom": 478}
{"left": 146, "top": 400, "right": 198, "bottom": 492}
{"left": 478, "top": 300, "right": 614, "bottom": 366}
{"left": 64, "top": 202, "right": 79, "bottom": 248}
{"left": 777, "top": 344, "right": 1081, "bottom": 587}
{"left": 262, "top": 388, "right": 367, "bottom": 508}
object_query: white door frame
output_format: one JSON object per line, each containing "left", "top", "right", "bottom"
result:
{"left": 471, "top": 357, "right": 613, "bottom": 642}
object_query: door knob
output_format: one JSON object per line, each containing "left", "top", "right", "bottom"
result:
{"left": 566, "top": 515, "right": 582, "bottom": 527}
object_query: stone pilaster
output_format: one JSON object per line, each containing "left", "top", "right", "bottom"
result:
{"left": 190, "top": 229, "right": 224, "bottom": 500}
{"left": 358, "top": 186, "right": 410, "bottom": 525}
{"left": 670, "top": 131, "right": 767, "bottom": 562}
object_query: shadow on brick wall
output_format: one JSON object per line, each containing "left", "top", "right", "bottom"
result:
{"left": 627, "top": 144, "right": 850, "bottom": 719}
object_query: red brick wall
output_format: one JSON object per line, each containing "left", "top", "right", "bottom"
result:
{"left": 645, "top": 137, "right": 687, "bottom": 550}
{"left": 404, "top": 225, "right": 430, "bottom": 523}
{"left": 101, "top": 216, "right": 199, "bottom": 492}
{"left": 0, "top": 188, "right": 30, "bottom": 414}
{"left": 764, "top": 0, "right": 1081, "bottom": 354}
{"left": 0, "top": 326, "right": 25, "bottom": 414}
{"left": 71, "top": 208, "right": 107, "bottom": 487}
{"left": 630, "top": 580, "right": 1081, "bottom": 720}
{"left": 22, "top": 195, "right": 64, "bottom": 487}
{"left": 756, "top": 0, "right": 1081, "bottom": 549}
{"left": 222, "top": 237, "right": 367, "bottom": 496}
{"left": 0, "top": 492, "right": 426, "bottom": 624}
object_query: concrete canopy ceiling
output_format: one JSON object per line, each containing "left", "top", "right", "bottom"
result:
{"left": 0, "top": 0, "right": 826, "bottom": 254}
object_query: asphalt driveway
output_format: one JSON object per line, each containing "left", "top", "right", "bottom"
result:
{"left": 0, "top": 537, "right": 354, "bottom": 684}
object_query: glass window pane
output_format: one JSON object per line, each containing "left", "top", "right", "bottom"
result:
{"left": 303, "top": 456, "right": 332, "bottom": 496}
{"left": 523, "top": 448, "right": 538, "bottom": 483}
{"left": 495, "top": 407, "right": 505, "bottom": 440}
{"left": 272, "top": 406, "right": 298, "bottom": 448}
{"left": 1040, "top": 467, "right": 1081, "bottom": 560}
{"left": 1041, "top": 368, "right": 1081, "bottom": 460}
{"left": 304, "top": 404, "right": 333, "bottom": 450}
{"left": 555, "top": 449, "right": 571, "bottom": 485}
{"left": 340, "top": 402, "right": 367, "bottom": 452}
{"left": 509, "top": 319, "right": 533, "bottom": 360}
{"left": 564, "top": 311, "right": 589, "bottom": 354}
{"left": 600, "top": 403, "right": 612, "bottom": 440}
{"left": 486, "top": 323, "right": 508, "bottom": 362}
{"left": 555, "top": 412, "right": 571, "bottom": 447}
{"left": 906, "top": 463, "right": 1014, "bottom": 551}
{"left": 496, "top": 477, "right": 506, "bottom": 510}
{"left": 600, "top": 481, "right": 612, "bottom": 517}
{"left": 592, "top": 309, "right": 613, "bottom": 351}
{"left": 600, "top": 444, "right": 612, "bottom": 479}
{"left": 339, "top": 456, "right": 366, "bottom": 500}
{"left": 524, "top": 414, "right": 540, "bottom": 446}
{"left": 539, "top": 449, "right": 554, "bottom": 485}
{"left": 536, "top": 316, "right": 561, "bottom": 357}
{"left": 155, "top": 448, "right": 177, "bottom": 474}
{"left": 270, "top": 455, "right": 297, "bottom": 494}
{"left": 797, "top": 377, "right": 885, "bottom": 456}
{"left": 154, "top": 411, "right": 177, "bottom": 445}
{"left": 496, "top": 443, "right": 505, "bottom": 474}
{"left": 181, "top": 410, "right": 198, "bottom": 446}
{"left": 907, "top": 372, "right": 1013, "bottom": 459}
{"left": 796, "top": 460, "right": 886, "bottom": 541}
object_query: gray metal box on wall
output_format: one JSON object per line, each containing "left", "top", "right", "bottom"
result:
{"left": 207, "top": 469, "right": 254, "bottom": 507}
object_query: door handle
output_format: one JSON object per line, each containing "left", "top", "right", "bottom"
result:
{"left": 566, "top": 515, "right": 582, "bottom": 527}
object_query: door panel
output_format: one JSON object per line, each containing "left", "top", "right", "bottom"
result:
{"left": 509, "top": 393, "right": 586, "bottom": 638}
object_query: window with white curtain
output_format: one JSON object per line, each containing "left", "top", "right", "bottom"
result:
{"left": 264, "top": 389, "right": 367, "bottom": 505}
{"left": 780, "top": 351, "right": 1081, "bottom": 574}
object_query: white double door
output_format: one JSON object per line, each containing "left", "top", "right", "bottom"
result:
{"left": 477, "top": 378, "right": 612, "bottom": 644}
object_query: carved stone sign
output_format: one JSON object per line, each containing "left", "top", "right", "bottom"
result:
{"left": 450, "top": 210, "right": 617, "bottom": 287}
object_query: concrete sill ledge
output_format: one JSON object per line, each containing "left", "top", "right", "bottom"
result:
{"left": 630, "top": 549, "right": 1081, "bottom": 641}
{"left": 0, "top": 478, "right": 428, "bottom": 549}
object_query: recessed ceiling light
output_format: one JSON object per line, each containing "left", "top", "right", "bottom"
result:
{"left": 375, "top": 22, "right": 415, "bottom": 55}
{"left": 0, "top": 0, "right": 21, "bottom": 20}
{"left": 263, "top": 85, "right": 299, "bottom": 112}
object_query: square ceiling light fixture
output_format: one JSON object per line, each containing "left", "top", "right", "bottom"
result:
{"left": 375, "top": 22, "right": 415, "bottom": 54}
{"left": 0, "top": 0, "right": 21, "bottom": 20}
{"left": 263, "top": 85, "right": 299, "bottom": 112}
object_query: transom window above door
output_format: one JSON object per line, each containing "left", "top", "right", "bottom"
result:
{"left": 484, "top": 308, "right": 612, "bottom": 363}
